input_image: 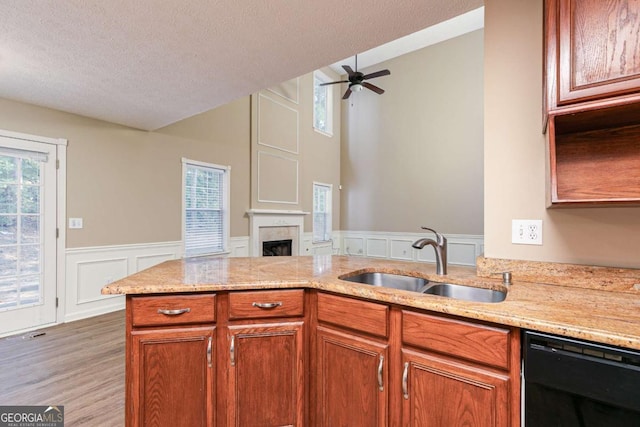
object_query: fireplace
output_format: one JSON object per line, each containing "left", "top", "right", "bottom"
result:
{"left": 263, "top": 239, "right": 293, "bottom": 256}
{"left": 247, "top": 209, "right": 308, "bottom": 257}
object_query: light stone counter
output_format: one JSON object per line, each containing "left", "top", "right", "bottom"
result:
{"left": 102, "top": 255, "right": 640, "bottom": 350}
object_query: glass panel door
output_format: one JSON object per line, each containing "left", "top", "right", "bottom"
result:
{"left": 0, "top": 136, "right": 57, "bottom": 336}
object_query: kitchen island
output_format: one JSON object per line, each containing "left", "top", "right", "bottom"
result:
{"left": 102, "top": 255, "right": 640, "bottom": 426}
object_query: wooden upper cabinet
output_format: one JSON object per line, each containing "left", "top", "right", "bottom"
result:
{"left": 545, "top": 0, "right": 640, "bottom": 207}
{"left": 548, "top": 0, "right": 640, "bottom": 108}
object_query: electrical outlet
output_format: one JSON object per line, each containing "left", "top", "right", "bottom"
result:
{"left": 512, "top": 219, "right": 543, "bottom": 245}
{"left": 68, "top": 218, "right": 83, "bottom": 229}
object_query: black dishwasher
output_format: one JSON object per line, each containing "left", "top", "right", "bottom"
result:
{"left": 524, "top": 331, "right": 640, "bottom": 426}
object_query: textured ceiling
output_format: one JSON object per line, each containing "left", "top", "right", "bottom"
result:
{"left": 0, "top": 0, "right": 483, "bottom": 130}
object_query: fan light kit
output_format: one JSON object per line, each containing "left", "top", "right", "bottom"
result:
{"left": 320, "top": 55, "right": 390, "bottom": 99}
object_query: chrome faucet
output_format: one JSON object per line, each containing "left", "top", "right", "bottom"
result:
{"left": 412, "top": 227, "right": 448, "bottom": 275}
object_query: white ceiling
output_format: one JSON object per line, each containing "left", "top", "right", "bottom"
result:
{"left": 328, "top": 7, "right": 484, "bottom": 74}
{"left": 0, "top": 0, "right": 483, "bottom": 131}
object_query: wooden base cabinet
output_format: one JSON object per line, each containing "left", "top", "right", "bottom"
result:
{"left": 130, "top": 327, "right": 216, "bottom": 427}
{"left": 127, "top": 290, "right": 306, "bottom": 427}
{"left": 226, "top": 322, "right": 305, "bottom": 427}
{"left": 400, "top": 310, "right": 520, "bottom": 427}
{"left": 312, "top": 293, "right": 520, "bottom": 427}
{"left": 127, "top": 290, "right": 520, "bottom": 427}
{"left": 400, "top": 349, "right": 510, "bottom": 426}
{"left": 316, "top": 327, "right": 389, "bottom": 426}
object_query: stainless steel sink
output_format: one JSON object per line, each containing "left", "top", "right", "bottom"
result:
{"left": 423, "top": 282, "right": 506, "bottom": 303}
{"left": 339, "top": 272, "right": 506, "bottom": 303}
{"left": 339, "top": 272, "right": 428, "bottom": 292}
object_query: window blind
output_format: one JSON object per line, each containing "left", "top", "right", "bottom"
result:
{"left": 313, "top": 183, "right": 332, "bottom": 242}
{"left": 184, "top": 162, "right": 227, "bottom": 257}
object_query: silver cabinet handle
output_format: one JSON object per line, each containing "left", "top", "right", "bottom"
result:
{"left": 377, "top": 355, "right": 384, "bottom": 392}
{"left": 207, "top": 336, "right": 212, "bottom": 368}
{"left": 157, "top": 308, "right": 191, "bottom": 316}
{"left": 230, "top": 335, "right": 235, "bottom": 367}
{"left": 252, "top": 301, "right": 282, "bottom": 309}
{"left": 402, "top": 362, "right": 409, "bottom": 400}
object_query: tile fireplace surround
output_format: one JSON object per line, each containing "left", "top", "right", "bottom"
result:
{"left": 247, "top": 209, "right": 308, "bottom": 257}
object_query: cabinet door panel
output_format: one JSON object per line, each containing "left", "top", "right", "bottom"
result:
{"left": 131, "top": 327, "right": 215, "bottom": 427}
{"left": 557, "top": 0, "right": 640, "bottom": 104}
{"left": 316, "top": 326, "right": 388, "bottom": 427}
{"left": 402, "top": 349, "right": 510, "bottom": 427}
{"left": 228, "top": 322, "right": 304, "bottom": 427}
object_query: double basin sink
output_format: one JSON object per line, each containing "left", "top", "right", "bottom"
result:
{"left": 340, "top": 272, "right": 506, "bottom": 303}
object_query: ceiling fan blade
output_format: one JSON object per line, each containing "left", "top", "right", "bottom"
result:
{"left": 342, "top": 88, "right": 353, "bottom": 99}
{"left": 342, "top": 65, "right": 355, "bottom": 76}
{"left": 362, "top": 69, "right": 390, "bottom": 80}
{"left": 363, "top": 82, "right": 385, "bottom": 95}
{"left": 319, "top": 80, "right": 349, "bottom": 86}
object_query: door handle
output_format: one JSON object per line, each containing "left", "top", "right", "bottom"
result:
{"left": 207, "top": 336, "right": 212, "bottom": 368}
{"left": 377, "top": 355, "right": 384, "bottom": 391}
{"left": 402, "top": 362, "right": 409, "bottom": 400}
{"left": 230, "top": 335, "right": 235, "bottom": 367}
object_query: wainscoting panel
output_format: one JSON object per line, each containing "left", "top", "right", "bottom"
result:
{"left": 230, "top": 236, "right": 250, "bottom": 257}
{"left": 366, "top": 238, "right": 388, "bottom": 258}
{"left": 343, "top": 237, "right": 365, "bottom": 256}
{"left": 135, "top": 253, "right": 176, "bottom": 272}
{"left": 65, "top": 241, "right": 182, "bottom": 322}
{"left": 390, "top": 239, "right": 415, "bottom": 261}
{"left": 76, "top": 257, "right": 128, "bottom": 304}
{"left": 340, "top": 231, "right": 483, "bottom": 267}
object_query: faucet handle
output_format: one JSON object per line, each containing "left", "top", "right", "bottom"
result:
{"left": 419, "top": 227, "right": 446, "bottom": 245}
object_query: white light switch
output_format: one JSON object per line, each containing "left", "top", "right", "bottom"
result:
{"left": 69, "top": 218, "right": 83, "bottom": 229}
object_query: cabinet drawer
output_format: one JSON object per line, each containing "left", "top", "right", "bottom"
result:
{"left": 131, "top": 294, "right": 216, "bottom": 327}
{"left": 402, "top": 310, "right": 511, "bottom": 370}
{"left": 317, "top": 293, "right": 389, "bottom": 338}
{"left": 228, "top": 289, "right": 304, "bottom": 320}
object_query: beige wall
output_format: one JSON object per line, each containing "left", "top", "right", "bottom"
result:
{"left": 0, "top": 96, "right": 251, "bottom": 248}
{"left": 340, "top": 30, "right": 484, "bottom": 235}
{"left": 251, "top": 69, "right": 342, "bottom": 233}
{"left": 484, "top": 0, "right": 640, "bottom": 268}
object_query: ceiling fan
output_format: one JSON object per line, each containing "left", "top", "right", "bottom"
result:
{"left": 320, "top": 55, "right": 390, "bottom": 100}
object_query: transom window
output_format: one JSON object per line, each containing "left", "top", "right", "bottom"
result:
{"left": 182, "top": 158, "right": 230, "bottom": 257}
{"left": 313, "top": 71, "right": 333, "bottom": 136}
{"left": 313, "top": 182, "right": 332, "bottom": 243}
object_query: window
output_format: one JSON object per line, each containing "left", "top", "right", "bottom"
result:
{"left": 182, "top": 158, "right": 230, "bottom": 257}
{"left": 313, "top": 70, "right": 333, "bottom": 136}
{"left": 313, "top": 182, "right": 332, "bottom": 242}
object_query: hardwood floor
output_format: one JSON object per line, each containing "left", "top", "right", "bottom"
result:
{"left": 0, "top": 311, "right": 125, "bottom": 426}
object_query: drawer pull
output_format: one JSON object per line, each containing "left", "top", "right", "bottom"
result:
{"left": 157, "top": 308, "right": 191, "bottom": 316}
{"left": 402, "top": 362, "right": 409, "bottom": 400}
{"left": 377, "top": 355, "right": 384, "bottom": 392}
{"left": 252, "top": 302, "right": 283, "bottom": 309}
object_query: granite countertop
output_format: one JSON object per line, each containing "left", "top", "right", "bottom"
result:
{"left": 101, "top": 255, "right": 640, "bottom": 351}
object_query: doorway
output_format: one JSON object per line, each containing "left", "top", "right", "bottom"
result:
{"left": 0, "top": 131, "right": 65, "bottom": 336}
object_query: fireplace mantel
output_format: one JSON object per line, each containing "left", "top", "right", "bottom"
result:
{"left": 247, "top": 209, "right": 309, "bottom": 257}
